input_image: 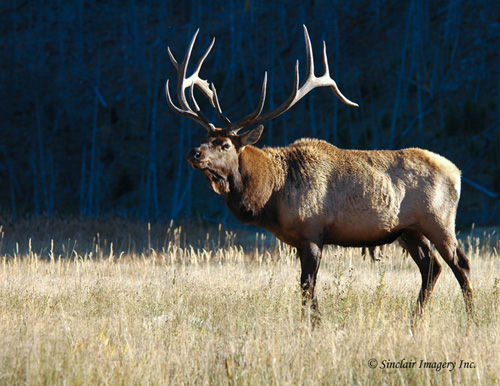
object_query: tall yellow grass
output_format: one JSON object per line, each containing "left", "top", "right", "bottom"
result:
{"left": 0, "top": 219, "right": 498, "bottom": 385}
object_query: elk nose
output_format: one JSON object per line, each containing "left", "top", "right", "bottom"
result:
{"left": 187, "top": 147, "right": 203, "bottom": 162}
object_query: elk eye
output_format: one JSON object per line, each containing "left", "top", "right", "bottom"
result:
{"left": 221, "top": 143, "right": 231, "bottom": 150}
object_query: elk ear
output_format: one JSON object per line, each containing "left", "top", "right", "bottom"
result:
{"left": 238, "top": 125, "right": 264, "bottom": 148}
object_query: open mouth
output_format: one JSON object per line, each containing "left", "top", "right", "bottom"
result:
{"left": 188, "top": 159, "right": 226, "bottom": 183}
{"left": 200, "top": 167, "right": 225, "bottom": 182}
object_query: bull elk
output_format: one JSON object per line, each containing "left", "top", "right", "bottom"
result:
{"left": 165, "top": 26, "right": 473, "bottom": 320}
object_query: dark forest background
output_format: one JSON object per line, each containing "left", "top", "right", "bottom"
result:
{"left": 0, "top": 0, "right": 499, "bottom": 227}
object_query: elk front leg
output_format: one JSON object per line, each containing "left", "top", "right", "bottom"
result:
{"left": 297, "top": 242, "right": 322, "bottom": 321}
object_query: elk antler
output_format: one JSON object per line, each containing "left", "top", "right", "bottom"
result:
{"left": 165, "top": 26, "right": 358, "bottom": 134}
{"left": 165, "top": 29, "right": 217, "bottom": 131}
{"left": 226, "top": 25, "right": 358, "bottom": 133}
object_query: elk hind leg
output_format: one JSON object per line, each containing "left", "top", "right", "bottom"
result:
{"left": 401, "top": 231, "right": 442, "bottom": 316}
{"left": 424, "top": 228, "right": 474, "bottom": 317}
{"left": 436, "top": 242, "right": 474, "bottom": 316}
{"left": 455, "top": 247, "right": 474, "bottom": 315}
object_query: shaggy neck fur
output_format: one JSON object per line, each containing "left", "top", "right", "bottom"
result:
{"left": 225, "top": 145, "right": 282, "bottom": 224}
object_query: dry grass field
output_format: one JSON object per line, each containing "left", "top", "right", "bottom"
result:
{"left": 0, "top": 218, "right": 498, "bottom": 385}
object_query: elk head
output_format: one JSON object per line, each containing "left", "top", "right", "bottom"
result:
{"left": 165, "top": 26, "right": 358, "bottom": 195}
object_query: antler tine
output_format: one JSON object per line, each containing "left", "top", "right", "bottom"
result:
{"left": 210, "top": 83, "right": 232, "bottom": 130}
{"left": 165, "top": 29, "right": 219, "bottom": 131}
{"left": 303, "top": 25, "right": 314, "bottom": 78}
{"left": 194, "top": 38, "right": 215, "bottom": 75}
{"left": 231, "top": 72, "right": 268, "bottom": 133}
{"left": 254, "top": 59, "right": 300, "bottom": 123}
{"left": 188, "top": 82, "right": 201, "bottom": 111}
{"left": 189, "top": 83, "right": 216, "bottom": 130}
{"left": 321, "top": 41, "right": 329, "bottom": 76}
{"left": 175, "top": 29, "right": 200, "bottom": 111}
{"left": 320, "top": 38, "right": 359, "bottom": 107}
{"left": 165, "top": 79, "right": 213, "bottom": 131}
{"left": 293, "top": 60, "right": 300, "bottom": 93}
{"left": 322, "top": 36, "right": 359, "bottom": 107}
{"left": 167, "top": 46, "right": 178, "bottom": 70}
{"left": 189, "top": 36, "right": 216, "bottom": 108}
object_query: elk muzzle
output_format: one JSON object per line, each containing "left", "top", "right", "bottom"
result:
{"left": 186, "top": 147, "right": 205, "bottom": 167}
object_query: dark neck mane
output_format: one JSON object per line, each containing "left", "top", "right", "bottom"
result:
{"left": 225, "top": 146, "right": 281, "bottom": 225}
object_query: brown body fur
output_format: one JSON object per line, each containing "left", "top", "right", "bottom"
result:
{"left": 231, "top": 139, "right": 460, "bottom": 248}
{"left": 189, "top": 134, "right": 473, "bottom": 320}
